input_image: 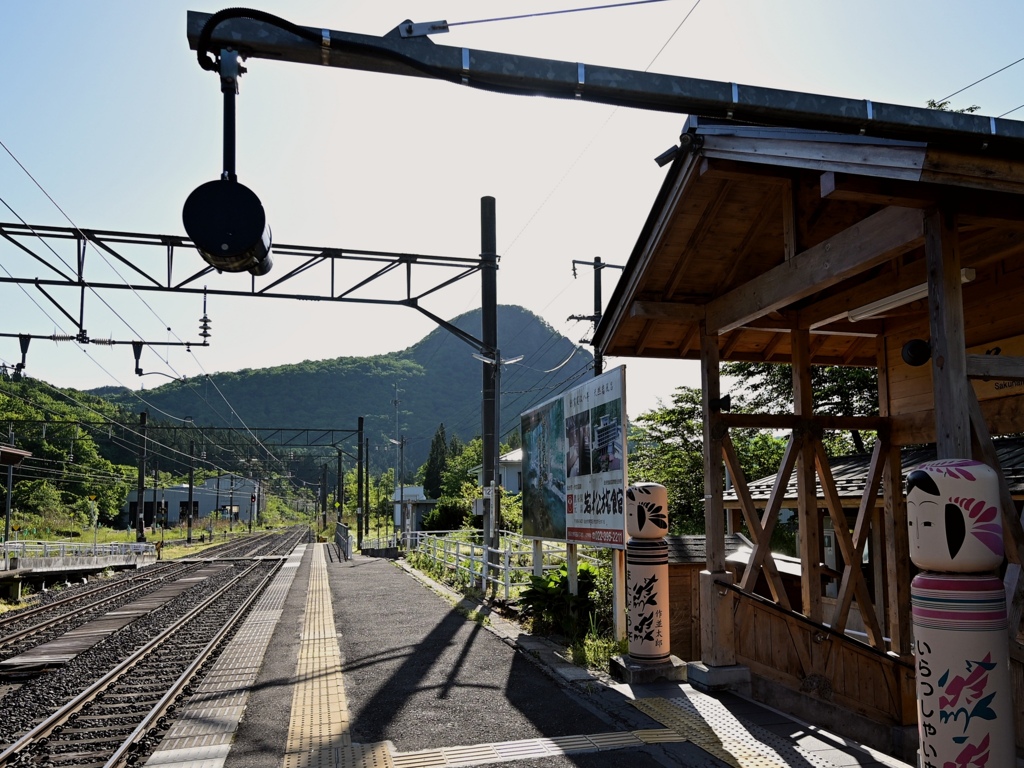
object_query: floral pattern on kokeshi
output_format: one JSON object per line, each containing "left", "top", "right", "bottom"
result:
{"left": 625, "top": 482, "right": 669, "bottom": 540}
{"left": 906, "top": 459, "right": 1004, "bottom": 573}
{"left": 911, "top": 574, "right": 1014, "bottom": 768}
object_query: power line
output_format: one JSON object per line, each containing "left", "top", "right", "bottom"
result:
{"left": 935, "top": 53, "right": 1024, "bottom": 104}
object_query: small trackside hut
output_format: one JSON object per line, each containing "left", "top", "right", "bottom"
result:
{"left": 594, "top": 115, "right": 1024, "bottom": 760}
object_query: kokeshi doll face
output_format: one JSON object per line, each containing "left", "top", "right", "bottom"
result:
{"left": 625, "top": 482, "right": 669, "bottom": 539}
{"left": 906, "top": 460, "right": 1004, "bottom": 572}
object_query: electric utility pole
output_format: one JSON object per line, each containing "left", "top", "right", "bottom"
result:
{"left": 135, "top": 412, "right": 147, "bottom": 542}
{"left": 569, "top": 257, "right": 624, "bottom": 377}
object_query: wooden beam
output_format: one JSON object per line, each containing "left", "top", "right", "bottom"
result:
{"left": 967, "top": 389, "right": 1024, "bottom": 568}
{"left": 782, "top": 178, "right": 796, "bottom": 261}
{"left": 701, "top": 324, "right": 725, "bottom": 572}
{"left": 814, "top": 440, "right": 885, "bottom": 648}
{"left": 925, "top": 208, "right": 971, "bottom": 457}
{"left": 821, "top": 170, "right": 1024, "bottom": 227}
{"left": 630, "top": 300, "right": 705, "bottom": 323}
{"left": 722, "top": 433, "right": 791, "bottom": 610}
{"left": 675, "top": 324, "right": 699, "bottom": 358}
{"left": 719, "top": 413, "right": 889, "bottom": 431}
{"left": 740, "top": 434, "right": 801, "bottom": 593}
{"left": 706, "top": 206, "right": 926, "bottom": 333}
{"left": 663, "top": 179, "right": 729, "bottom": 300}
{"left": 698, "top": 156, "right": 794, "bottom": 184}
{"left": 966, "top": 353, "right": 1024, "bottom": 381}
{"left": 879, "top": 338, "right": 911, "bottom": 657}
{"left": 762, "top": 332, "right": 786, "bottom": 361}
{"left": 793, "top": 330, "right": 822, "bottom": 622}
{"left": 819, "top": 171, "right": 934, "bottom": 209}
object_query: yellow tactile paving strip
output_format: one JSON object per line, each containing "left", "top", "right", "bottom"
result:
{"left": 631, "top": 696, "right": 835, "bottom": 768}
{"left": 390, "top": 728, "right": 683, "bottom": 767}
{"left": 284, "top": 543, "right": 377, "bottom": 768}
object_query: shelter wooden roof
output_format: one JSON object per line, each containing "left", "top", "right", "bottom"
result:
{"left": 595, "top": 117, "right": 1024, "bottom": 366}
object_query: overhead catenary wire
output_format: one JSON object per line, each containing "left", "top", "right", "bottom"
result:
{"left": 935, "top": 53, "right": 1024, "bottom": 104}
{"left": 0, "top": 145, "right": 284, "bottom": 468}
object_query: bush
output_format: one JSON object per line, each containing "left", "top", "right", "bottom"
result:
{"left": 422, "top": 496, "right": 470, "bottom": 531}
{"left": 519, "top": 561, "right": 603, "bottom": 640}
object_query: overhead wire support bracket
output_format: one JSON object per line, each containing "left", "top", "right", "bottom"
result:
{"left": 185, "top": 10, "right": 1024, "bottom": 151}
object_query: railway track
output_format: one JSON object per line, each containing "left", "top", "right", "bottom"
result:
{"left": 0, "top": 526, "right": 309, "bottom": 767}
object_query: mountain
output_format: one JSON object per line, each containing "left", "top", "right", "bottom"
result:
{"left": 91, "top": 306, "right": 594, "bottom": 471}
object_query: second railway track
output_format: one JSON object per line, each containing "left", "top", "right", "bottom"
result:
{"left": 0, "top": 526, "right": 309, "bottom": 768}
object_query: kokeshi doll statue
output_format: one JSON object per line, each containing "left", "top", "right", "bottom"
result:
{"left": 907, "top": 459, "right": 1013, "bottom": 768}
{"left": 625, "top": 482, "right": 670, "bottom": 664}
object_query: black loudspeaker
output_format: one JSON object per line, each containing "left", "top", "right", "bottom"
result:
{"left": 183, "top": 179, "right": 273, "bottom": 276}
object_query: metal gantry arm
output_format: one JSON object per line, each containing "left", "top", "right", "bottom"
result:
{"left": 185, "top": 10, "right": 1024, "bottom": 152}
{"left": 0, "top": 223, "right": 485, "bottom": 303}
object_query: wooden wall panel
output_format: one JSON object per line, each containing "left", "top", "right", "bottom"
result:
{"left": 884, "top": 258, "right": 1024, "bottom": 424}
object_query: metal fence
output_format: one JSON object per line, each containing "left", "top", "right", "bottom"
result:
{"left": 334, "top": 524, "right": 351, "bottom": 560}
{"left": 401, "top": 529, "right": 603, "bottom": 600}
{"left": 3, "top": 539, "right": 158, "bottom": 571}
{"left": 4, "top": 540, "right": 156, "bottom": 558}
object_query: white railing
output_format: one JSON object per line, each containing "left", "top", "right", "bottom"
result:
{"left": 3, "top": 540, "right": 156, "bottom": 558}
{"left": 405, "top": 529, "right": 603, "bottom": 600}
{"left": 361, "top": 533, "right": 400, "bottom": 551}
{"left": 3, "top": 539, "right": 157, "bottom": 570}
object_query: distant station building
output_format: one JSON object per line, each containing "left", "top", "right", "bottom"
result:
{"left": 123, "top": 474, "right": 260, "bottom": 528}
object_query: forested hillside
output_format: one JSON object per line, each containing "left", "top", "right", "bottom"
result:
{"left": 93, "top": 306, "right": 593, "bottom": 471}
{"left": 0, "top": 377, "right": 137, "bottom": 526}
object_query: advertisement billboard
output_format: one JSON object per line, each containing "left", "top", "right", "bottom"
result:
{"left": 521, "top": 366, "right": 626, "bottom": 548}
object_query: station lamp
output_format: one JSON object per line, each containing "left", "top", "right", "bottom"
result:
{"left": 183, "top": 48, "right": 273, "bottom": 277}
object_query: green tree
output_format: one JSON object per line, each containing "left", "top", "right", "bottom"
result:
{"left": 629, "top": 386, "right": 788, "bottom": 535}
{"left": 421, "top": 423, "right": 448, "bottom": 500}
{"left": 722, "top": 362, "right": 876, "bottom": 454}
{"left": 628, "top": 387, "right": 707, "bottom": 534}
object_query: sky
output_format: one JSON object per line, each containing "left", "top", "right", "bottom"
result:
{"left": 2, "top": 0, "right": 1024, "bottom": 427}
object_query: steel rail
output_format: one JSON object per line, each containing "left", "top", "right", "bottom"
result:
{"left": 0, "top": 563, "right": 181, "bottom": 632}
{"left": 104, "top": 559, "right": 281, "bottom": 767}
{"left": 0, "top": 558, "right": 270, "bottom": 765}
{"left": 0, "top": 563, "right": 190, "bottom": 651}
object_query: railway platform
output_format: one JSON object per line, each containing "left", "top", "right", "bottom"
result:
{"left": 144, "top": 542, "right": 915, "bottom": 768}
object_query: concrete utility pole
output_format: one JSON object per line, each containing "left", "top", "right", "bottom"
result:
{"left": 356, "top": 416, "right": 364, "bottom": 548}
{"left": 570, "top": 257, "right": 624, "bottom": 377}
{"left": 363, "top": 437, "right": 370, "bottom": 540}
{"left": 187, "top": 439, "right": 195, "bottom": 544}
{"left": 135, "top": 412, "right": 147, "bottom": 542}
{"left": 479, "top": 198, "right": 500, "bottom": 565}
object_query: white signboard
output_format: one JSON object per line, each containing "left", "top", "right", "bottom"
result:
{"left": 521, "top": 366, "right": 626, "bottom": 548}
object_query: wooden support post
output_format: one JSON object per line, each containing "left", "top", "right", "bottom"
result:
{"left": 699, "top": 323, "right": 734, "bottom": 666}
{"left": 793, "top": 328, "right": 822, "bottom": 622}
{"left": 925, "top": 207, "right": 970, "bottom": 458}
{"left": 878, "top": 338, "right": 911, "bottom": 656}
{"left": 701, "top": 323, "right": 725, "bottom": 572}
{"left": 567, "top": 543, "right": 579, "bottom": 596}
{"left": 612, "top": 549, "right": 626, "bottom": 642}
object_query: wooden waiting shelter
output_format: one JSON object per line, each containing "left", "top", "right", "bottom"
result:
{"left": 594, "top": 115, "right": 1024, "bottom": 757}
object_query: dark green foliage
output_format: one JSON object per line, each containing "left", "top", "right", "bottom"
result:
{"left": 422, "top": 423, "right": 448, "bottom": 500}
{"left": 519, "top": 561, "right": 603, "bottom": 640}
{"left": 0, "top": 377, "right": 136, "bottom": 524}
{"left": 722, "top": 362, "right": 877, "bottom": 453}
{"left": 93, "top": 306, "right": 592, "bottom": 475}
{"left": 628, "top": 387, "right": 706, "bottom": 534}
{"left": 628, "top": 386, "right": 788, "bottom": 534}
{"left": 421, "top": 497, "right": 470, "bottom": 531}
